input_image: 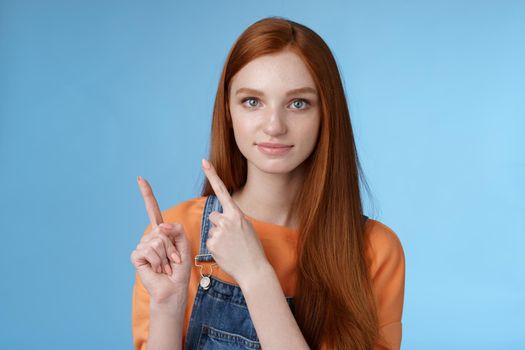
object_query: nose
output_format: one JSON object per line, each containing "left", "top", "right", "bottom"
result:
{"left": 262, "top": 108, "right": 287, "bottom": 136}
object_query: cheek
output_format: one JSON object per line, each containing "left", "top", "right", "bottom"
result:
{"left": 231, "top": 115, "right": 256, "bottom": 150}
{"left": 297, "top": 116, "right": 321, "bottom": 145}
{"left": 292, "top": 119, "right": 320, "bottom": 159}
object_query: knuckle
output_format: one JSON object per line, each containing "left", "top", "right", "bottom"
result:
{"left": 150, "top": 255, "right": 160, "bottom": 265}
{"left": 145, "top": 246, "right": 155, "bottom": 256}
{"left": 151, "top": 239, "right": 163, "bottom": 250}
{"left": 158, "top": 231, "right": 170, "bottom": 242}
{"left": 159, "top": 234, "right": 174, "bottom": 249}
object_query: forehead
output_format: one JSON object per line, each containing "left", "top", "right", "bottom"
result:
{"left": 229, "top": 50, "right": 317, "bottom": 94}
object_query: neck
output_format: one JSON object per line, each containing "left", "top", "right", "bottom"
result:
{"left": 231, "top": 162, "right": 305, "bottom": 230}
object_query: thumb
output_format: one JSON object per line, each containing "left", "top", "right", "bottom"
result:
{"left": 160, "top": 223, "right": 191, "bottom": 260}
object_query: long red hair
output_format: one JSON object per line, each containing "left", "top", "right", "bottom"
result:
{"left": 201, "top": 16, "right": 379, "bottom": 349}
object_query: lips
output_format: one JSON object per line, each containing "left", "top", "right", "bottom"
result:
{"left": 256, "top": 142, "right": 293, "bottom": 148}
{"left": 256, "top": 143, "right": 293, "bottom": 156}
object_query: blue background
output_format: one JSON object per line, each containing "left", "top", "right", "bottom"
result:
{"left": 0, "top": 0, "right": 523, "bottom": 348}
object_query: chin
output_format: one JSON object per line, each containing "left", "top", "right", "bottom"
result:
{"left": 249, "top": 157, "right": 302, "bottom": 174}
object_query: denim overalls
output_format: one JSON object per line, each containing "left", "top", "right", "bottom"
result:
{"left": 184, "top": 194, "right": 368, "bottom": 350}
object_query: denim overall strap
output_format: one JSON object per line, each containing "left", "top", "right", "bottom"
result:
{"left": 197, "top": 194, "right": 223, "bottom": 262}
{"left": 185, "top": 194, "right": 272, "bottom": 350}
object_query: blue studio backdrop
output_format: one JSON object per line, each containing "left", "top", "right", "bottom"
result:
{"left": 0, "top": 1, "right": 523, "bottom": 349}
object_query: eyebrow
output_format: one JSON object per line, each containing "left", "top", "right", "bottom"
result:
{"left": 235, "top": 87, "right": 318, "bottom": 97}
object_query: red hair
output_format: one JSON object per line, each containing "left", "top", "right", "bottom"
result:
{"left": 201, "top": 16, "right": 380, "bottom": 349}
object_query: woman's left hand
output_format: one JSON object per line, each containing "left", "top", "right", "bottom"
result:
{"left": 201, "top": 158, "right": 269, "bottom": 285}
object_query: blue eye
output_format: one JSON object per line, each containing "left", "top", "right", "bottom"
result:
{"left": 291, "top": 99, "right": 309, "bottom": 109}
{"left": 242, "top": 97, "right": 260, "bottom": 108}
{"left": 241, "top": 97, "right": 310, "bottom": 110}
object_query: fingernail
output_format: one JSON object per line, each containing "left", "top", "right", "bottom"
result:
{"left": 137, "top": 176, "right": 142, "bottom": 182}
{"left": 202, "top": 158, "right": 210, "bottom": 169}
{"left": 165, "top": 263, "right": 172, "bottom": 275}
{"left": 171, "top": 252, "right": 181, "bottom": 264}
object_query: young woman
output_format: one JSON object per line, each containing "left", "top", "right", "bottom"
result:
{"left": 131, "top": 16, "right": 405, "bottom": 350}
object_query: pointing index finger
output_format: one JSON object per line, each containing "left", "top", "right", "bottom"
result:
{"left": 201, "top": 159, "right": 239, "bottom": 213}
{"left": 137, "top": 176, "right": 164, "bottom": 228}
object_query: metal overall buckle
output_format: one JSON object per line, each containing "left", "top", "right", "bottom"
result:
{"left": 194, "top": 253, "right": 217, "bottom": 290}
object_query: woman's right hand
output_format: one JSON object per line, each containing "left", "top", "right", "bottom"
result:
{"left": 130, "top": 176, "right": 192, "bottom": 307}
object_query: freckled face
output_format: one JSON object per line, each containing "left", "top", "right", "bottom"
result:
{"left": 228, "top": 50, "right": 321, "bottom": 174}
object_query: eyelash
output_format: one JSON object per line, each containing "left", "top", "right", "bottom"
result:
{"left": 240, "top": 97, "right": 310, "bottom": 110}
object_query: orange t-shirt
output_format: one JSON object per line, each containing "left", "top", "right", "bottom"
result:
{"left": 131, "top": 196, "right": 405, "bottom": 349}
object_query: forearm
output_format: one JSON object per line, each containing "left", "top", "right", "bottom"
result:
{"left": 148, "top": 300, "right": 186, "bottom": 350}
{"left": 239, "top": 263, "right": 309, "bottom": 350}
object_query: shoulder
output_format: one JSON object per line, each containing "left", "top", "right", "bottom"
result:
{"left": 363, "top": 218, "right": 405, "bottom": 280}
{"left": 363, "top": 219, "right": 405, "bottom": 347}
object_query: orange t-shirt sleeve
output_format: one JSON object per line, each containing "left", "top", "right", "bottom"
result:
{"left": 318, "top": 220, "right": 405, "bottom": 350}
{"left": 367, "top": 220, "right": 406, "bottom": 350}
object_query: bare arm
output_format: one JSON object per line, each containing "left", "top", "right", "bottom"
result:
{"left": 132, "top": 176, "right": 193, "bottom": 350}
{"left": 239, "top": 263, "right": 310, "bottom": 350}
{"left": 199, "top": 160, "right": 309, "bottom": 349}
{"left": 147, "top": 299, "right": 186, "bottom": 350}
